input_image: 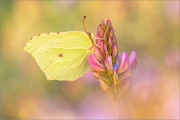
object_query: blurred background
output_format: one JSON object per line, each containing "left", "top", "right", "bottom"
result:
{"left": 0, "top": 0, "right": 179, "bottom": 119}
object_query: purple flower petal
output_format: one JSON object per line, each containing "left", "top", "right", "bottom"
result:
{"left": 129, "top": 50, "right": 137, "bottom": 69}
{"left": 117, "top": 54, "right": 122, "bottom": 66}
{"left": 113, "top": 61, "right": 119, "bottom": 70}
{"left": 117, "top": 52, "right": 129, "bottom": 73}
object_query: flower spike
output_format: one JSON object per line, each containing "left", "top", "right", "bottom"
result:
{"left": 88, "top": 19, "right": 137, "bottom": 100}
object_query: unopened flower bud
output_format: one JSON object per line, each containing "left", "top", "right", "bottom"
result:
{"left": 109, "top": 28, "right": 114, "bottom": 39}
{"left": 108, "top": 37, "right": 112, "bottom": 54}
{"left": 94, "top": 48, "right": 104, "bottom": 62}
{"left": 112, "top": 44, "right": 118, "bottom": 65}
{"left": 112, "top": 44, "right": 118, "bottom": 59}
{"left": 98, "top": 40, "right": 104, "bottom": 52}
{"left": 103, "top": 32, "right": 107, "bottom": 44}
{"left": 98, "top": 24, "right": 104, "bottom": 37}
{"left": 101, "top": 20, "right": 106, "bottom": 30}
{"left": 103, "top": 43, "right": 109, "bottom": 58}
{"left": 105, "top": 20, "right": 112, "bottom": 32}
{"left": 112, "top": 35, "right": 117, "bottom": 44}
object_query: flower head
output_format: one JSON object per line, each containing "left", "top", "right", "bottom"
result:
{"left": 89, "top": 19, "right": 137, "bottom": 100}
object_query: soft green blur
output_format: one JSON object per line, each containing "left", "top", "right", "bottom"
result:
{"left": 0, "top": 1, "right": 179, "bottom": 119}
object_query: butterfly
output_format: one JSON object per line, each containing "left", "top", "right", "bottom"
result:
{"left": 24, "top": 16, "right": 97, "bottom": 81}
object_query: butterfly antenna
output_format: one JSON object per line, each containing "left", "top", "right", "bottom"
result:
{"left": 83, "top": 16, "right": 91, "bottom": 36}
{"left": 83, "top": 16, "right": 100, "bottom": 48}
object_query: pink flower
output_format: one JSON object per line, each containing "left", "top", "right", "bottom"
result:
{"left": 116, "top": 51, "right": 137, "bottom": 80}
{"left": 129, "top": 50, "right": 137, "bottom": 69}
{"left": 88, "top": 19, "right": 137, "bottom": 100}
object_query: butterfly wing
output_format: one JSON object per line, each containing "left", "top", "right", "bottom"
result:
{"left": 24, "top": 31, "right": 93, "bottom": 81}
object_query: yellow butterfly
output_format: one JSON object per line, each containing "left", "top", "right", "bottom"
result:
{"left": 24, "top": 16, "right": 97, "bottom": 81}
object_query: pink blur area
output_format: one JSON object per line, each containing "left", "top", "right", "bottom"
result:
{"left": 0, "top": 1, "right": 179, "bottom": 119}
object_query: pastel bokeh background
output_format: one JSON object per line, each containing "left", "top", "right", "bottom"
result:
{"left": 0, "top": 1, "right": 179, "bottom": 119}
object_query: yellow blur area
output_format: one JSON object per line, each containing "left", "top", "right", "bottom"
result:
{"left": 0, "top": 1, "right": 179, "bottom": 119}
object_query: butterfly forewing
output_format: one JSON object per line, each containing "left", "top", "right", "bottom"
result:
{"left": 24, "top": 31, "right": 93, "bottom": 81}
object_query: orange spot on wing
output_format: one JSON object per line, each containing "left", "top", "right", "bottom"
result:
{"left": 58, "top": 54, "right": 63, "bottom": 57}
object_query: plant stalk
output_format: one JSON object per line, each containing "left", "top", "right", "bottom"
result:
{"left": 114, "top": 94, "right": 119, "bottom": 119}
